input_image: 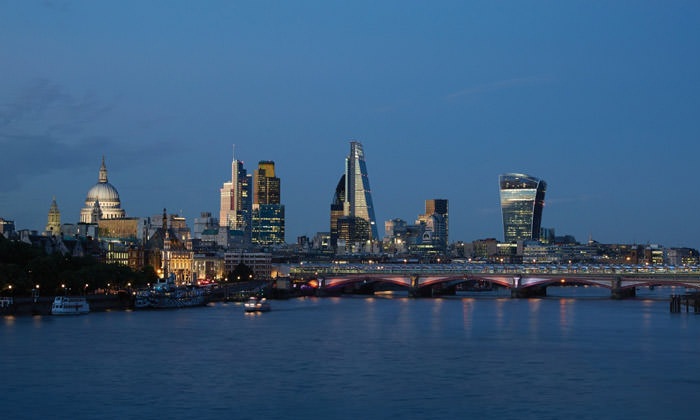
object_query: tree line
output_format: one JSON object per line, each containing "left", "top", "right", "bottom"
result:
{"left": 0, "top": 235, "right": 157, "bottom": 296}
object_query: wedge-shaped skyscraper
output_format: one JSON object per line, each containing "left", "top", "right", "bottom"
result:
{"left": 499, "top": 173, "right": 546, "bottom": 243}
{"left": 330, "top": 141, "right": 379, "bottom": 249}
{"left": 345, "top": 141, "right": 379, "bottom": 240}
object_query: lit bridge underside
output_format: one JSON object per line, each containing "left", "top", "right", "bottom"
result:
{"left": 290, "top": 263, "right": 700, "bottom": 298}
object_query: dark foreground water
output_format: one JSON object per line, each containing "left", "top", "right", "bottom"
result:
{"left": 2, "top": 287, "right": 699, "bottom": 420}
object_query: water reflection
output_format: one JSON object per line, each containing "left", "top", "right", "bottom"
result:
{"left": 558, "top": 298, "right": 574, "bottom": 338}
{"left": 461, "top": 299, "right": 474, "bottom": 336}
{"left": 2, "top": 295, "right": 699, "bottom": 420}
{"left": 528, "top": 299, "right": 541, "bottom": 339}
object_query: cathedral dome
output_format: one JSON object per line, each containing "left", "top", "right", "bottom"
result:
{"left": 86, "top": 182, "right": 120, "bottom": 203}
{"left": 80, "top": 157, "right": 126, "bottom": 223}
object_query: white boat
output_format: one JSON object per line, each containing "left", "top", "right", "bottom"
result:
{"left": 244, "top": 297, "right": 271, "bottom": 313}
{"left": 51, "top": 296, "right": 90, "bottom": 315}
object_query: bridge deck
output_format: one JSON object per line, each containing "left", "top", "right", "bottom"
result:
{"left": 290, "top": 263, "right": 700, "bottom": 291}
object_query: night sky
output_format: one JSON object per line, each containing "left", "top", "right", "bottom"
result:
{"left": 2, "top": 1, "right": 699, "bottom": 248}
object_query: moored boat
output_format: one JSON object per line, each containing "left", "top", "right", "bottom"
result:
{"left": 244, "top": 296, "right": 271, "bottom": 313}
{"left": 134, "top": 274, "right": 208, "bottom": 309}
{"left": 51, "top": 296, "right": 90, "bottom": 315}
{"left": 147, "top": 286, "right": 207, "bottom": 309}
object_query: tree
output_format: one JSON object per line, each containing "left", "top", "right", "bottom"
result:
{"left": 228, "top": 263, "right": 255, "bottom": 282}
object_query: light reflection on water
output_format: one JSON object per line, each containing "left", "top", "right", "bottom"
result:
{"left": 1, "top": 288, "right": 699, "bottom": 420}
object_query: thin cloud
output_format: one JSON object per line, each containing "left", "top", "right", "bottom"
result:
{"left": 0, "top": 79, "right": 167, "bottom": 192}
{"left": 0, "top": 79, "right": 113, "bottom": 139}
{"left": 445, "top": 76, "right": 550, "bottom": 100}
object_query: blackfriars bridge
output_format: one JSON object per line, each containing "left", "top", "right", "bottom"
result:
{"left": 289, "top": 263, "right": 700, "bottom": 298}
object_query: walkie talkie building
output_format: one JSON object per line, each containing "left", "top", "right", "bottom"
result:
{"left": 499, "top": 173, "right": 546, "bottom": 243}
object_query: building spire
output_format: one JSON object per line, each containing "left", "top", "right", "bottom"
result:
{"left": 99, "top": 156, "right": 108, "bottom": 183}
{"left": 45, "top": 196, "right": 61, "bottom": 236}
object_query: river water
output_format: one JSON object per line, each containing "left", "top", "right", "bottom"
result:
{"left": 1, "top": 287, "right": 698, "bottom": 419}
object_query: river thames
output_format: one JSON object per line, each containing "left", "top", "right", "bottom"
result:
{"left": 1, "top": 287, "right": 698, "bottom": 419}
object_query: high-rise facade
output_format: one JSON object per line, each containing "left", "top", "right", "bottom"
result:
{"left": 329, "top": 175, "right": 346, "bottom": 250}
{"left": 417, "top": 199, "right": 449, "bottom": 253}
{"left": 254, "top": 161, "right": 281, "bottom": 205}
{"left": 252, "top": 160, "right": 285, "bottom": 245}
{"left": 499, "top": 173, "right": 547, "bottom": 243}
{"left": 343, "top": 141, "right": 379, "bottom": 240}
{"left": 329, "top": 141, "right": 379, "bottom": 252}
{"left": 220, "top": 149, "right": 252, "bottom": 243}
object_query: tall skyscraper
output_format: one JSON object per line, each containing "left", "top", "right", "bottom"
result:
{"left": 254, "top": 161, "right": 281, "bottom": 205}
{"left": 220, "top": 148, "right": 252, "bottom": 242}
{"left": 417, "top": 199, "right": 449, "bottom": 252}
{"left": 252, "top": 160, "right": 285, "bottom": 245}
{"left": 329, "top": 174, "right": 346, "bottom": 250}
{"left": 343, "top": 141, "right": 378, "bottom": 240}
{"left": 499, "top": 173, "right": 547, "bottom": 243}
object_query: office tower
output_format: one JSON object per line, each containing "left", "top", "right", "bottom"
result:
{"left": 252, "top": 161, "right": 285, "bottom": 245}
{"left": 425, "top": 199, "right": 448, "bottom": 218}
{"left": 418, "top": 199, "right": 449, "bottom": 252}
{"left": 252, "top": 204, "right": 285, "bottom": 245}
{"left": 220, "top": 148, "right": 252, "bottom": 242}
{"left": 499, "top": 173, "right": 547, "bottom": 243}
{"left": 329, "top": 175, "right": 346, "bottom": 250}
{"left": 343, "top": 141, "right": 379, "bottom": 240}
{"left": 252, "top": 161, "right": 284, "bottom": 245}
{"left": 254, "top": 161, "right": 281, "bottom": 205}
{"left": 336, "top": 216, "right": 370, "bottom": 249}
{"left": 329, "top": 141, "right": 379, "bottom": 251}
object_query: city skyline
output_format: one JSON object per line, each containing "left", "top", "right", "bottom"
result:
{"left": 2, "top": 2, "right": 700, "bottom": 248}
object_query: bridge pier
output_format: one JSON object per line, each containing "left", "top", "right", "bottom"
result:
{"left": 510, "top": 286, "right": 547, "bottom": 298}
{"left": 408, "top": 275, "right": 420, "bottom": 298}
{"left": 611, "top": 277, "right": 636, "bottom": 299}
{"left": 611, "top": 287, "right": 636, "bottom": 299}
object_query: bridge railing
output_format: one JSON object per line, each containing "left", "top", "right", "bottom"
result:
{"left": 290, "top": 263, "right": 700, "bottom": 278}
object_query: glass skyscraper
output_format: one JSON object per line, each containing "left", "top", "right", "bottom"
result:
{"left": 252, "top": 160, "right": 285, "bottom": 245}
{"left": 220, "top": 149, "right": 252, "bottom": 243}
{"left": 499, "top": 173, "right": 546, "bottom": 243}
{"left": 344, "top": 141, "right": 379, "bottom": 240}
{"left": 329, "top": 141, "right": 379, "bottom": 251}
{"left": 330, "top": 174, "right": 346, "bottom": 249}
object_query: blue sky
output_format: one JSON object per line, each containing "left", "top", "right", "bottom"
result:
{"left": 1, "top": 1, "right": 700, "bottom": 248}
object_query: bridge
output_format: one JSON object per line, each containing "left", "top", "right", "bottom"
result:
{"left": 289, "top": 263, "right": 700, "bottom": 298}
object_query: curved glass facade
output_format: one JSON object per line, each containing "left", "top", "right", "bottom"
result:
{"left": 330, "top": 174, "right": 346, "bottom": 249}
{"left": 344, "top": 141, "right": 378, "bottom": 240}
{"left": 499, "top": 173, "right": 546, "bottom": 243}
